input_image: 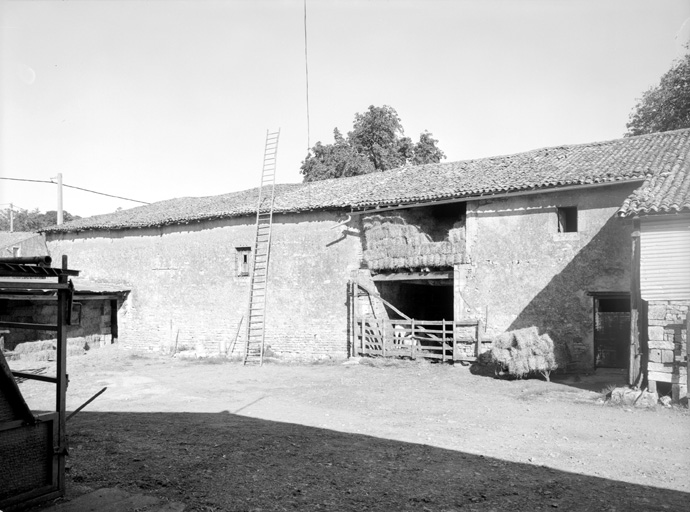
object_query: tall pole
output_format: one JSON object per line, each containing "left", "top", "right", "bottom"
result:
{"left": 57, "top": 173, "right": 64, "bottom": 225}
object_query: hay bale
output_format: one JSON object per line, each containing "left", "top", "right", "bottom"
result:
{"left": 14, "top": 340, "right": 55, "bottom": 354}
{"left": 513, "top": 326, "right": 539, "bottom": 350}
{"left": 491, "top": 327, "right": 558, "bottom": 379}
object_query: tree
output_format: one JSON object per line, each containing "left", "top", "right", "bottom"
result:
{"left": 300, "top": 105, "right": 446, "bottom": 181}
{"left": 0, "top": 208, "right": 81, "bottom": 231}
{"left": 626, "top": 53, "right": 690, "bottom": 136}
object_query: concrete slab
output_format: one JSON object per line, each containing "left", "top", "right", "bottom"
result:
{"left": 44, "top": 488, "right": 185, "bottom": 512}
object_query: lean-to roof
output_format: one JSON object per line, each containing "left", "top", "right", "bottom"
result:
{"left": 618, "top": 146, "right": 690, "bottom": 216}
{"left": 44, "top": 129, "right": 690, "bottom": 233}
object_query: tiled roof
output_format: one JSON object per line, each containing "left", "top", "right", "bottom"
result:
{"left": 618, "top": 156, "right": 690, "bottom": 216}
{"left": 0, "top": 232, "right": 41, "bottom": 250}
{"left": 44, "top": 129, "right": 690, "bottom": 232}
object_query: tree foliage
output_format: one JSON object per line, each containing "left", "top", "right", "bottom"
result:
{"left": 300, "top": 105, "right": 446, "bottom": 182}
{"left": 0, "top": 208, "right": 81, "bottom": 232}
{"left": 626, "top": 53, "right": 690, "bottom": 136}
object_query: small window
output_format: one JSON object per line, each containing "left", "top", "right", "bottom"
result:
{"left": 236, "top": 247, "right": 251, "bottom": 276}
{"left": 557, "top": 207, "right": 578, "bottom": 233}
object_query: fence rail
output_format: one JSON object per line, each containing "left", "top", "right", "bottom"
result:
{"left": 355, "top": 318, "right": 482, "bottom": 362}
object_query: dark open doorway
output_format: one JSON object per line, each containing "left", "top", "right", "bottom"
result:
{"left": 593, "top": 294, "right": 630, "bottom": 369}
{"left": 375, "top": 278, "right": 454, "bottom": 321}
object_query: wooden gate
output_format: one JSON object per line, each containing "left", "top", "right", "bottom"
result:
{"left": 355, "top": 317, "right": 481, "bottom": 362}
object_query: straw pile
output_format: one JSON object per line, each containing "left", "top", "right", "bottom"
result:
{"left": 363, "top": 214, "right": 464, "bottom": 270}
{"left": 11, "top": 338, "right": 88, "bottom": 361}
{"left": 491, "top": 326, "right": 558, "bottom": 380}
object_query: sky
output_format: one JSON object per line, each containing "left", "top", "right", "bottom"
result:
{"left": 1, "top": 0, "right": 689, "bottom": 218}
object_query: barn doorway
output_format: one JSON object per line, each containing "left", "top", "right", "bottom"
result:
{"left": 375, "top": 278, "right": 453, "bottom": 320}
{"left": 593, "top": 293, "right": 630, "bottom": 369}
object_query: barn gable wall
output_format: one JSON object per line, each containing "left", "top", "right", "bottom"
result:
{"left": 45, "top": 211, "right": 360, "bottom": 358}
{"left": 458, "top": 183, "right": 639, "bottom": 369}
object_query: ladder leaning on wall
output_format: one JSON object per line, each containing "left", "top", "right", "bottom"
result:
{"left": 243, "top": 129, "right": 280, "bottom": 365}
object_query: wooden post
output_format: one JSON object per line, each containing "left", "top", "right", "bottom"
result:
{"left": 350, "top": 281, "right": 356, "bottom": 358}
{"left": 687, "top": 311, "right": 689, "bottom": 400}
{"left": 110, "top": 299, "right": 118, "bottom": 344}
{"left": 629, "top": 219, "right": 642, "bottom": 386}
{"left": 411, "top": 319, "right": 416, "bottom": 359}
{"left": 382, "top": 320, "right": 387, "bottom": 358}
{"left": 442, "top": 320, "right": 446, "bottom": 362}
{"left": 56, "top": 255, "right": 69, "bottom": 494}
{"left": 360, "top": 317, "right": 365, "bottom": 355}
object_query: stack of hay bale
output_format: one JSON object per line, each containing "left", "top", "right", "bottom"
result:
{"left": 362, "top": 215, "right": 464, "bottom": 271}
{"left": 491, "top": 326, "right": 558, "bottom": 380}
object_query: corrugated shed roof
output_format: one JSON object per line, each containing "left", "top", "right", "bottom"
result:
{"left": 618, "top": 148, "right": 690, "bottom": 216}
{"left": 45, "top": 129, "right": 690, "bottom": 232}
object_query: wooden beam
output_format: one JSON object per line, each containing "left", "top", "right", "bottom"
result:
{"left": 372, "top": 271, "right": 453, "bottom": 282}
{"left": 0, "top": 282, "right": 71, "bottom": 290}
{"left": 11, "top": 371, "right": 58, "bottom": 384}
{"left": 110, "top": 298, "right": 119, "bottom": 344}
{"left": 0, "top": 321, "right": 58, "bottom": 331}
{"left": 629, "top": 218, "right": 642, "bottom": 386}
{"left": 0, "top": 294, "right": 123, "bottom": 301}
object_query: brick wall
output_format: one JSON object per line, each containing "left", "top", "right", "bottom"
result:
{"left": 46, "top": 211, "right": 360, "bottom": 358}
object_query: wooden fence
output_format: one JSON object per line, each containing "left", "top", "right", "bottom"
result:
{"left": 355, "top": 318, "right": 482, "bottom": 362}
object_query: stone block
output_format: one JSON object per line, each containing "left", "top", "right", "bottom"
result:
{"left": 609, "top": 387, "right": 658, "bottom": 408}
{"left": 648, "top": 340, "right": 674, "bottom": 350}
{"left": 648, "top": 349, "right": 662, "bottom": 363}
{"left": 648, "top": 304, "right": 668, "bottom": 320}
{"left": 648, "top": 326, "right": 665, "bottom": 342}
{"left": 661, "top": 350, "right": 675, "bottom": 363}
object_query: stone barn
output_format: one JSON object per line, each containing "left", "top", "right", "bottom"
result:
{"left": 42, "top": 129, "right": 690, "bottom": 374}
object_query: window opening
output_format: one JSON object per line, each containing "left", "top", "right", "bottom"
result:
{"left": 236, "top": 247, "right": 251, "bottom": 276}
{"left": 557, "top": 206, "right": 578, "bottom": 233}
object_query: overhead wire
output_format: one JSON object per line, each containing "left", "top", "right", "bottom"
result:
{"left": 0, "top": 176, "right": 150, "bottom": 205}
{"left": 304, "top": 0, "right": 311, "bottom": 151}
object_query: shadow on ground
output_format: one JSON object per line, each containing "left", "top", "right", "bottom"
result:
{"left": 469, "top": 361, "right": 628, "bottom": 394}
{"left": 28, "top": 410, "right": 688, "bottom": 512}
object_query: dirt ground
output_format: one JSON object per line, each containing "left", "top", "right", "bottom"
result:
{"left": 12, "top": 345, "right": 689, "bottom": 512}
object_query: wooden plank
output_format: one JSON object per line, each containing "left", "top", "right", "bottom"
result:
{"left": 56, "top": 255, "right": 68, "bottom": 494}
{"left": 629, "top": 220, "right": 641, "bottom": 386}
{"left": 0, "top": 294, "right": 121, "bottom": 301}
{"left": 11, "top": 371, "right": 58, "bottom": 384}
{"left": 0, "top": 282, "right": 70, "bottom": 290}
{"left": 356, "top": 282, "right": 412, "bottom": 320}
{"left": 442, "top": 322, "right": 446, "bottom": 362}
{"left": 372, "top": 271, "right": 453, "bottom": 282}
{"left": 0, "top": 321, "right": 58, "bottom": 331}
{"left": 110, "top": 299, "right": 119, "bottom": 344}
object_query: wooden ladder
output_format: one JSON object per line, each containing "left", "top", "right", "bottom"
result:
{"left": 244, "top": 130, "right": 280, "bottom": 365}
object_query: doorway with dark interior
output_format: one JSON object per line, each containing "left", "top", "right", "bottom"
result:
{"left": 375, "top": 277, "right": 454, "bottom": 322}
{"left": 593, "top": 293, "right": 630, "bottom": 369}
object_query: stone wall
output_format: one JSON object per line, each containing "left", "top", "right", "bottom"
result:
{"left": 646, "top": 300, "right": 689, "bottom": 399}
{"left": 45, "top": 211, "right": 360, "bottom": 358}
{"left": 0, "top": 299, "right": 115, "bottom": 351}
{"left": 457, "top": 183, "right": 640, "bottom": 370}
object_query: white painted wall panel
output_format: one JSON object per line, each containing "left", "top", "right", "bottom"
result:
{"left": 640, "top": 216, "right": 690, "bottom": 301}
